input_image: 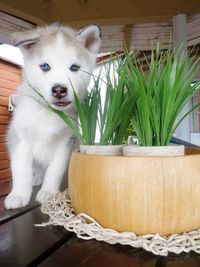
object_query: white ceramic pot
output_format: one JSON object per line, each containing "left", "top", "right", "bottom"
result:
{"left": 80, "top": 144, "right": 124, "bottom": 156}
{"left": 123, "top": 144, "right": 185, "bottom": 157}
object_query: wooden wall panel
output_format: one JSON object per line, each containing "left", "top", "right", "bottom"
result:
{"left": 0, "top": 116, "right": 9, "bottom": 124}
{"left": 100, "top": 22, "right": 173, "bottom": 52}
{"left": 0, "top": 160, "right": 9, "bottom": 169}
{"left": 0, "top": 151, "right": 8, "bottom": 160}
{"left": 0, "top": 78, "right": 20, "bottom": 91}
{"left": 0, "top": 142, "right": 7, "bottom": 151}
{"left": 0, "top": 58, "right": 21, "bottom": 196}
{"left": 0, "top": 61, "right": 22, "bottom": 74}
{"left": 187, "top": 14, "right": 200, "bottom": 46}
{"left": 0, "top": 125, "right": 8, "bottom": 134}
{"left": 0, "top": 106, "right": 9, "bottom": 115}
{"left": 0, "top": 134, "right": 6, "bottom": 142}
{"left": 100, "top": 14, "right": 200, "bottom": 53}
{"left": 0, "top": 11, "right": 35, "bottom": 45}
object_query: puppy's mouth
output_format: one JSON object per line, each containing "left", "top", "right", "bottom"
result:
{"left": 52, "top": 101, "right": 72, "bottom": 107}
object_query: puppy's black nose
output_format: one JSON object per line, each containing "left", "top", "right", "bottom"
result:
{"left": 52, "top": 85, "right": 67, "bottom": 99}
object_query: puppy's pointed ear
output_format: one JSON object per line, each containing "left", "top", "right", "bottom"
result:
{"left": 12, "top": 29, "right": 39, "bottom": 51}
{"left": 77, "top": 25, "right": 101, "bottom": 54}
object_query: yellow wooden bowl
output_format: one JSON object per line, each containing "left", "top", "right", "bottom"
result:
{"left": 68, "top": 147, "right": 200, "bottom": 236}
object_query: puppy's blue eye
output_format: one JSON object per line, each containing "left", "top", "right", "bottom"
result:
{"left": 70, "top": 64, "right": 80, "bottom": 72}
{"left": 40, "top": 63, "right": 51, "bottom": 72}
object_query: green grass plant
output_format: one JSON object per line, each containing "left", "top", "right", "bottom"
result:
{"left": 98, "top": 59, "right": 135, "bottom": 145}
{"left": 125, "top": 45, "right": 200, "bottom": 146}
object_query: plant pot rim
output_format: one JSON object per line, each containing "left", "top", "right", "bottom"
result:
{"left": 74, "top": 146, "right": 200, "bottom": 158}
{"left": 124, "top": 144, "right": 184, "bottom": 148}
{"left": 80, "top": 144, "right": 125, "bottom": 156}
{"left": 80, "top": 144, "right": 125, "bottom": 147}
{"left": 123, "top": 144, "right": 185, "bottom": 157}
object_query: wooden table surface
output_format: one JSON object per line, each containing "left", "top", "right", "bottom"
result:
{"left": 1, "top": 187, "right": 200, "bottom": 267}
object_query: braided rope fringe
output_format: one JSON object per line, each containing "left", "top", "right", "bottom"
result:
{"left": 37, "top": 189, "right": 200, "bottom": 256}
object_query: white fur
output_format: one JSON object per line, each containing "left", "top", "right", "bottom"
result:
{"left": 4, "top": 24, "right": 101, "bottom": 209}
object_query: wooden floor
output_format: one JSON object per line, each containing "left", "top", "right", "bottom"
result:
{"left": 1, "top": 187, "right": 200, "bottom": 267}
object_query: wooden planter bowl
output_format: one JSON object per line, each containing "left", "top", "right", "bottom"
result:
{"left": 68, "top": 147, "right": 200, "bottom": 236}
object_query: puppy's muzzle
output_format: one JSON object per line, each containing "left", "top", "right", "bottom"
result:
{"left": 52, "top": 85, "right": 67, "bottom": 99}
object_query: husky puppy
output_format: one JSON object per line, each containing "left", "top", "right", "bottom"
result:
{"left": 4, "top": 24, "right": 101, "bottom": 209}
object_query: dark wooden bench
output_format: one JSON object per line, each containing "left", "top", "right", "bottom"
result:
{"left": 0, "top": 187, "right": 200, "bottom": 267}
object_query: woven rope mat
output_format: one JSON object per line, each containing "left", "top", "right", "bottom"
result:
{"left": 37, "top": 189, "right": 200, "bottom": 256}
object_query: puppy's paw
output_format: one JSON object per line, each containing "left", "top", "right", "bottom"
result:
{"left": 36, "top": 190, "right": 58, "bottom": 204}
{"left": 4, "top": 192, "right": 31, "bottom": 209}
